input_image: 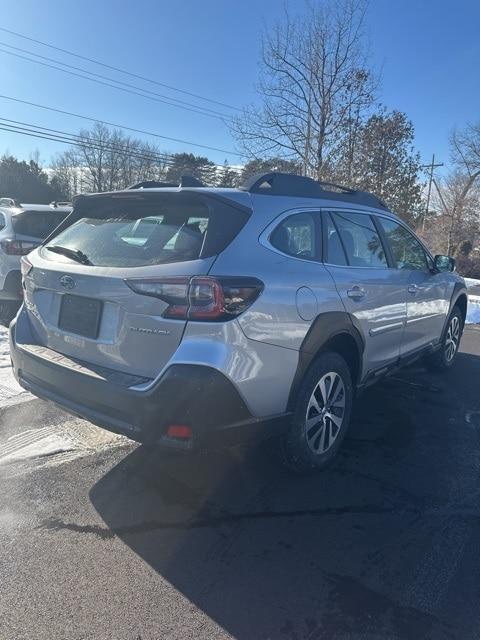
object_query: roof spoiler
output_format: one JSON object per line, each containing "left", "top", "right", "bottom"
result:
{"left": 128, "top": 175, "right": 205, "bottom": 190}
{"left": 239, "top": 172, "right": 388, "bottom": 210}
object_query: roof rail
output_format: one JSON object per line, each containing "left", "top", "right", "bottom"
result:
{"left": 50, "top": 201, "right": 72, "bottom": 208}
{"left": 239, "top": 172, "right": 388, "bottom": 210}
{"left": 128, "top": 175, "right": 205, "bottom": 190}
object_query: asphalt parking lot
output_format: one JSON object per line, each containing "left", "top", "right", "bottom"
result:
{"left": 1, "top": 326, "right": 480, "bottom": 640}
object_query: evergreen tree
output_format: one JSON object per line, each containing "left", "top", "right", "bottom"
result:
{"left": 0, "top": 155, "right": 64, "bottom": 203}
{"left": 217, "top": 160, "right": 239, "bottom": 187}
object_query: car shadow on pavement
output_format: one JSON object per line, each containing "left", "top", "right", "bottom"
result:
{"left": 90, "top": 349, "right": 480, "bottom": 640}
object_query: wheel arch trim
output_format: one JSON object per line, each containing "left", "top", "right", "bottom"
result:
{"left": 287, "top": 311, "right": 365, "bottom": 411}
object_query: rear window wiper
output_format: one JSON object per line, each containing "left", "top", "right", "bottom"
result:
{"left": 46, "top": 245, "right": 92, "bottom": 265}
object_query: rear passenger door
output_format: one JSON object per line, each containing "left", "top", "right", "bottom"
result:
{"left": 377, "top": 217, "right": 450, "bottom": 355}
{"left": 323, "top": 210, "right": 407, "bottom": 373}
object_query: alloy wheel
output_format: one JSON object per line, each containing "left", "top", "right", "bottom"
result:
{"left": 445, "top": 315, "right": 460, "bottom": 363}
{"left": 305, "top": 371, "right": 346, "bottom": 454}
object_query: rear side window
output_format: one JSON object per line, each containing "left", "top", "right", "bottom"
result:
{"left": 270, "top": 212, "right": 318, "bottom": 260}
{"left": 12, "top": 211, "right": 67, "bottom": 239}
{"left": 0, "top": 213, "right": 5, "bottom": 231}
{"left": 379, "top": 218, "right": 428, "bottom": 271}
{"left": 330, "top": 211, "right": 387, "bottom": 268}
{"left": 42, "top": 193, "right": 250, "bottom": 268}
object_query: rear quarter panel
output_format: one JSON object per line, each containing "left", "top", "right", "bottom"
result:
{"left": 209, "top": 200, "right": 345, "bottom": 351}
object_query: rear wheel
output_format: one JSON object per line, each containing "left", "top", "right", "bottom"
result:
{"left": 427, "top": 306, "right": 463, "bottom": 371}
{"left": 0, "top": 301, "right": 20, "bottom": 327}
{"left": 280, "top": 351, "right": 353, "bottom": 473}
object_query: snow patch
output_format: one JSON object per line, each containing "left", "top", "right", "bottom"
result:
{"left": 465, "top": 278, "right": 480, "bottom": 290}
{"left": 0, "top": 427, "right": 76, "bottom": 463}
{"left": 0, "top": 325, "right": 32, "bottom": 407}
{"left": 466, "top": 296, "right": 480, "bottom": 325}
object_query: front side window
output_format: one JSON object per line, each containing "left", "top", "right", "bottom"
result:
{"left": 270, "top": 212, "right": 318, "bottom": 260}
{"left": 379, "top": 218, "right": 428, "bottom": 271}
{"left": 330, "top": 211, "right": 387, "bottom": 268}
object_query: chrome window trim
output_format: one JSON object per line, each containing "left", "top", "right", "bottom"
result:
{"left": 259, "top": 204, "right": 435, "bottom": 270}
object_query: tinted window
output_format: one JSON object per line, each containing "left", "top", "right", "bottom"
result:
{"left": 331, "top": 211, "right": 387, "bottom": 268}
{"left": 270, "top": 212, "right": 318, "bottom": 260}
{"left": 379, "top": 218, "right": 428, "bottom": 271}
{"left": 0, "top": 213, "right": 5, "bottom": 231}
{"left": 325, "top": 213, "right": 347, "bottom": 265}
{"left": 12, "top": 211, "right": 68, "bottom": 239}
{"left": 42, "top": 194, "right": 249, "bottom": 267}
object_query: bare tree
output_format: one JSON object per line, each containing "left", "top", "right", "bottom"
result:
{"left": 231, "top": 0, "right": 376, "bottom": 180}
{"left": 448, "top": 123, "right": 480, "bottom": 221}
{"left": 428, "top": 170, "right": 480, "bottom": 257}
{"left": 422, "top": 123, "right": 480, "bottom": 257}
{"left": 51, "top": 123, "right": 170, "bottom": 196}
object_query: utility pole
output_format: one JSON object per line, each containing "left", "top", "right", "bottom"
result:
{"left": 421, "top": 154, "right": 444, "bottom": 232}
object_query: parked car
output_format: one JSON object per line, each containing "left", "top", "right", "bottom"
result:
{"left": 9, "top": 174, "right": 468, "bottom": 472}
{"left": 0, "top": 200, "right": 72, "bottom": 325}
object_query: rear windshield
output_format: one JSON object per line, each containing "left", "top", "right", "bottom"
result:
{"left": 41, "top": 193, "right": 250, "bottom": 267}
{"left": 12, "top": 211, "right": 69, "bottom": 239}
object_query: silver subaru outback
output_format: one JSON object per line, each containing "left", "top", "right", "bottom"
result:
{"left": 10, "top": 173, "right": 468, "bottom": 472}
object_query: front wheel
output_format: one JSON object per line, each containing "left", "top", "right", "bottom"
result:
{"left": 427, "top": 306, "right": 463, "bottom": 371}
{"left": 280, "top": 351, "right": 353, "bottom": 473}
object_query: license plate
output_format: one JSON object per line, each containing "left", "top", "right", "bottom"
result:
{"left": 58, "top": 294, "right": 103, "bottom": 339}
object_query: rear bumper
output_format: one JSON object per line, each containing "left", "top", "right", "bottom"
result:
{"left": 9, "top": 319, "right": 289, "bottom": 449}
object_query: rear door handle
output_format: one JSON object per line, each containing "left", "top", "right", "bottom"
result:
{"left": 347, "top": 286, "right": 366, "bottom": 300}
{"left": 408, "top": 284, "right": 419, "bottom": 294}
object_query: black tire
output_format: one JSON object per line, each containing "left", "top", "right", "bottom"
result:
{"left": 280, "top": 351, "right": 353, "bottom": 474}
{"left": 426, "top": 306, "right": 463, "bottom": 372}
{"left": 0, "top": 301, "right": 20, "bottom": 328}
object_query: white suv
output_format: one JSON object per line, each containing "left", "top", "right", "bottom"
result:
{"left": 0, "top": 199, "right": 71, "bottom": 324}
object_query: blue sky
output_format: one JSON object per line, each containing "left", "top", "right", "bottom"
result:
{"left": 1, "top": 0, "right": 479, "bottom": 175}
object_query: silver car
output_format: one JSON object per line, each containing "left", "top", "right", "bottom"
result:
{"left": 0, "top": 199, "right": 71, "bottom": 324}
{"left": 9, "top": 173, "right": 468, "bottom": 471}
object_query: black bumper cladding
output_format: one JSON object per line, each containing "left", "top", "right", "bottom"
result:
{"left": 10, "top": 322, "right": 288, "bottom": 449}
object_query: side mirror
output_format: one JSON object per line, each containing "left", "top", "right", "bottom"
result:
{"left": 434, "top": 254, "right": 455, "bottom": 272}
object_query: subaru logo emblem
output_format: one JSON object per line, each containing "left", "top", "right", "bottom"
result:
{"left": 59, "top": 275, "right": 75, "bottom": 290}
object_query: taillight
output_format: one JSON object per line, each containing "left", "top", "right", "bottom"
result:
{"left": 125, "top": 276, "right": 263, "bottom": 321}
{"left": 21, "top": 256, "right": 33, "bottom": 279}
{"left": 125, "top": 277, "right": 190, "bottom": 318}
{"left": 1, "top": 240, "right": 39, "bottom": 255}
{"left": 20, "top": 256, "right": 33, "bottom": 292}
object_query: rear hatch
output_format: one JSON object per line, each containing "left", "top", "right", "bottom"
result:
{"left": 22, "top": 190, "right": 251, "bottom": 380}
{"left": 4, "top": 208, "right": 69, "bottom": 256}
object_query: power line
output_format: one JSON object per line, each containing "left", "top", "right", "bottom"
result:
{"left": 420, "top": 154, "right": 444, "bottom": 231}
{"left": 0, "top": 26, "right": 241, "bottom": 112}
{"left": 0, "top": 120, "right": 219, "bottom": 176}
{"left": 0, "top": 93, "right": 242, "bottom": 157}
{"left": 0, "top": 41, "right": 229, "bottom": 118}
{"left": 0, "top": 122, "right": 177, "bottom": 166}
{"left": 0, "top": 118, "right": 175, "bottom": 164}
{"left": 0, "top": 47, "right": 230, "bottom": 121}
